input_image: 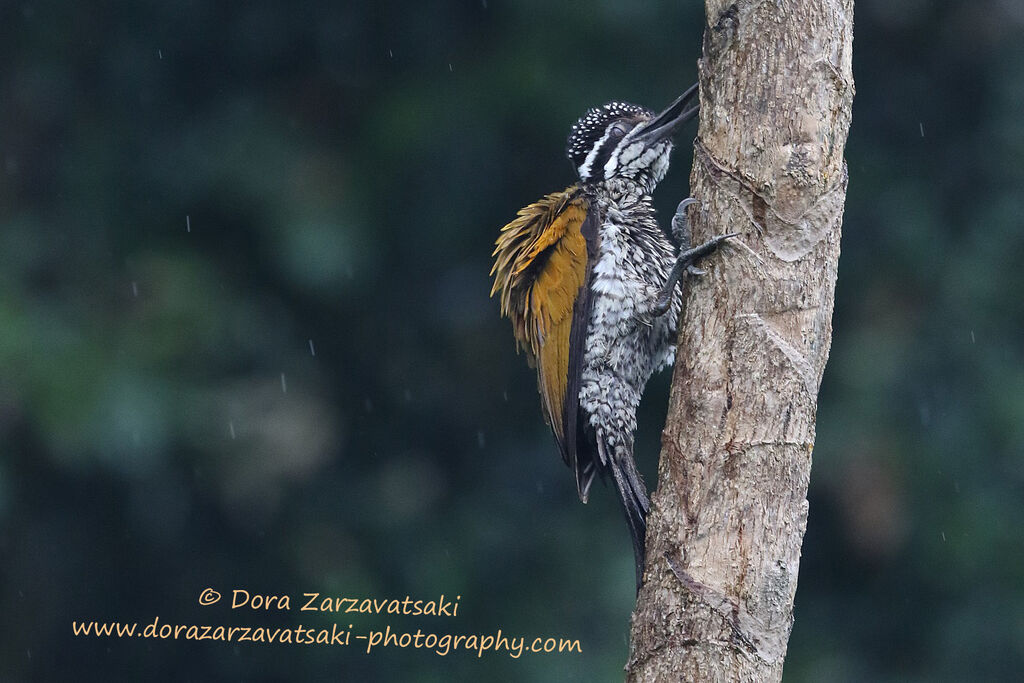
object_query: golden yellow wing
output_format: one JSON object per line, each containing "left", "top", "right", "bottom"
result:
{"left": 490, "top": 186, "right": 593, "bottom": 471}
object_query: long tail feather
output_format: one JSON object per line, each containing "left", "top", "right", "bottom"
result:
{"left": 598, "top": 432, "right": 651, "bottom": 590}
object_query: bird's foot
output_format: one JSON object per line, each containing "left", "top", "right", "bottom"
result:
{"left": 651, "top": 214, "right": 738, "bottom": 318}
{"left": 671, "top": 197, "right": 738, "bottom": 262}
{"left": 675, "top": 232, "right": 739, "bottom": 271}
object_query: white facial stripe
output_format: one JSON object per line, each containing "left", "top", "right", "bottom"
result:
{"left": 604, "top": 157, "right": 616, "bottom": 177}
{"left": 578, "top": 124, "right": 618, "bottom": 181}
{"left": 608, "top": 142, "right": 669, "bottom": 176}
{"left": 604, "top": 138, "right": 636, "bottom": 178}
{"left": 620, "top": 143, "right": 642, "bottom": 165}
{"left": 599, "top": 142, "right": 673, "bottom": 189}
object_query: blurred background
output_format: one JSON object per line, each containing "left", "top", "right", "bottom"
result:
{"left": 1, "top": 1, "right": 1022, "bottom": 681}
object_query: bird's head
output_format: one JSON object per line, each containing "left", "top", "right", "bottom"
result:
{"left": 565, "top": 84, "right": 698, "bottom": 191}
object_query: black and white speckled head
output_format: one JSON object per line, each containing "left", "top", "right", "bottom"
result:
{"left": 566, "top": 102, "right": 652, "bottom": 183}
{"left": 565, "top": 86, "right": 699, "bottom": 189}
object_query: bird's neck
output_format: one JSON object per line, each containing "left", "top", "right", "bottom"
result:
{"left": 593, "top": 177, "right": 655, "bottom": 208}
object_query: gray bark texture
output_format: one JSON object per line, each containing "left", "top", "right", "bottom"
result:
{"left": 626, "top": 1, "right": 854, "bottom": 681}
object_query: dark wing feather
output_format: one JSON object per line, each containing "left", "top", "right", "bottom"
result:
{"left": 563, "top": 206, "right": 599, "bottom": 501}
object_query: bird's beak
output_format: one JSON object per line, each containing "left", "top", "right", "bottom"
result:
{"left": 633, "top": 83, "right": 699, "bottom": 146}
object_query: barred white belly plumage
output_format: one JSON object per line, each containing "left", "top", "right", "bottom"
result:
{"left": 579, "top": 183, "right": 680, "bottom": 452}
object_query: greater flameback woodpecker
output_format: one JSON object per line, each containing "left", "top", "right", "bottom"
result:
{"left": 490, "top": 83, "right": 735, "bottom": 588}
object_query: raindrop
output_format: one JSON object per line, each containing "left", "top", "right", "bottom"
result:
{"left": 387, "top": 48, "right": 393, "bottom": 58}
{"left": 940, "top": 531, "right": 946, "bottom": 542}
{"left": 229, "top": 421, "right": 236, "bottom": 439}
{"left": 477, "top": 430, "right": 486, "bottom": 448}
{"left": 280, "top": 373, "right": 288, "bottom": 393}
{"left": 158, "top": 49, "right": 163, "bottom": 60}
{"left": 919, "top": 122, "right": 924, "bottom": 137}
{"left": 502, "top": 390, "right": 508, "bottom": 402}
{"left": 131, "top": 281, "right": 138, "bottom": 297}
{"left": 954, "top": 481, "right": 960, "bottom": 494}
{"left": 186, "top": 215, "right": 191, "bottom": 232}
{"left": 308, "top": 339, "right": 316, "bottom": 356}
{"left": 448, "top": 63, "right": 453, "bottom": 72}
{"left": 970, "top": 330, "right": 975, "bottom": 344}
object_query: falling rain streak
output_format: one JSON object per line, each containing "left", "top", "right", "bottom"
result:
{"left": 281, "top": 373, "right": 288, "bottom": 393}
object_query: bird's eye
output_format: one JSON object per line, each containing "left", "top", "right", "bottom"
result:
{"left": 608, "top": 123, "right": 628, "bottom": 139}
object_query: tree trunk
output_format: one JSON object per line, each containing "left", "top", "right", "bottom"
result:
{"left": 626, "top": 1, "right": 854, "bottom": 681}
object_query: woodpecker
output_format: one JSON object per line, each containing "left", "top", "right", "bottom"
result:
{"left": 490, "top": 83, "right": 734, "bottom": 587}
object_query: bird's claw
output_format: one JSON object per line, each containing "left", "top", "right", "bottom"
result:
{"left": 670, "top": 198, "right": 699, "bottom": 248}
{"left": 652, "top": 211, "right": 737, "bottom": 319}
{"left": 674, "top": 197, "right": 698, "bottom": 214}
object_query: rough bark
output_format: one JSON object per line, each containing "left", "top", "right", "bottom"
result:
{"left": 626, "top": 1, "right": 854, "bottom": 681}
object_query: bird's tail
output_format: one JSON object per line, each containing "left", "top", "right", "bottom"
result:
{"left": 597, "top": 430, "right": 651, "bottom": 590}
